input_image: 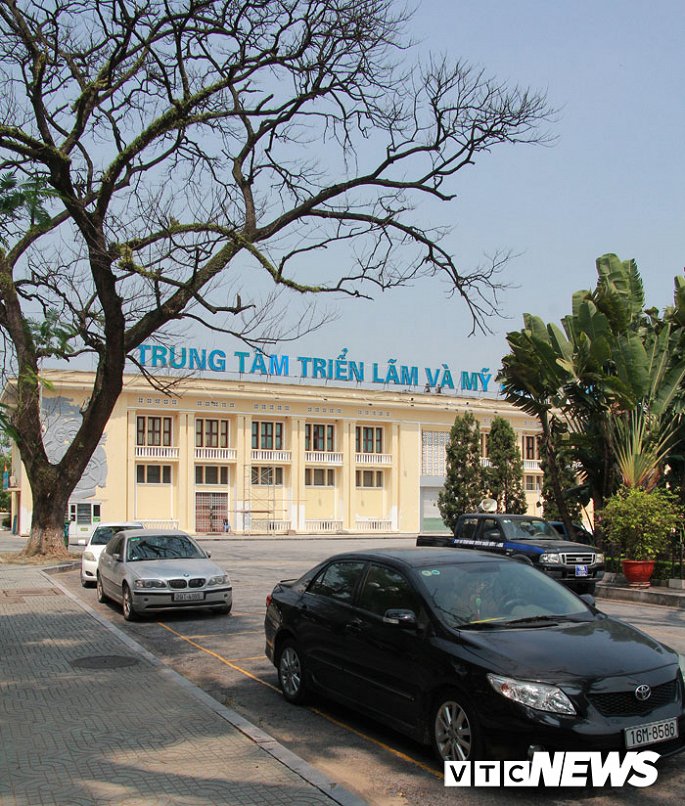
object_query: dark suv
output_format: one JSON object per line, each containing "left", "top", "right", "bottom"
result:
{"left": 417, "top": 513, "right": 605, "bottom": 594}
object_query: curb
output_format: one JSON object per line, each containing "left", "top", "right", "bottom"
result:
{"left": 44, "top": 567, "right": 368, "bottom": 806}
{"left": 596, "top": 583, "right": 685, "bottom": 609}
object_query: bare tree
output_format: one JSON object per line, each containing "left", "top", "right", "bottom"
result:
{"left": 0, "top": 0, "right": 552, "bottom": 556}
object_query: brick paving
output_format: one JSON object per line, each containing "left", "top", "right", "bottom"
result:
{"left": 0, "top": 565, "right": 365, "bottom": 806}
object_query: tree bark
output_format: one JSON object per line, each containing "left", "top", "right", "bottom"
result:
{"left": 540, "top": 413, "right": 575, "bottom": 536}
{"left": 23, "top": 477, "right": 71, "bottom": 557}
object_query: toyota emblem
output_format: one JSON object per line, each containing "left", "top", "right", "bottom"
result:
{"left": 635, "top": 684, "right": 652, "bottom": 701}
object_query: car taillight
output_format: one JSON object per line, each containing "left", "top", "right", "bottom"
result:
{"left": 266, "top": 593, "right": 272, "bottom": 608}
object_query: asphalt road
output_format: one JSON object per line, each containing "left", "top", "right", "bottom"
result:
{"left": 6, "top": 534, "right": 685, "bottom": 805}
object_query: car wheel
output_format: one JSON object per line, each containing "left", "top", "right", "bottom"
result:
{"left": 122, "top": 583, "right": 138, "bottom": 622}
{"left": 278, "top": 640, "right": 308, "bottom": 704}
{"left": 431, "top": 690, "right": 482, "bottom": 762}
{"left": 96, "top": 574, "right": 107, "bottom": 603}
{"left": 214, "top": 603, "right": 232, "bottom": 615}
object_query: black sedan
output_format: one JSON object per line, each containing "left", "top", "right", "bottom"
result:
{"left": 264, "top": 548, "right": 685, "bottom": 762}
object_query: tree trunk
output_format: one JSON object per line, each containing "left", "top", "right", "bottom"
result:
{"left": 540, "top": 414, "right": 574, "bottom": 536}
{"left": 23, "top": 483, "right": 71, "bottom": 558}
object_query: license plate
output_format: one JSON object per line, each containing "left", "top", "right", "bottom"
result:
{"left": 575, "top": 565, "right": 589, "bottom": 577}
{"left": 173, "top": 591, "right": 205, "bottom": 602}
{"left": 625, "top": 718, "right": 679, "bottom": 749}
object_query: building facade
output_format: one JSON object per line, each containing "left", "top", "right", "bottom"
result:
{"left": 6, "top": 369, "right": 544, "bottom": 537}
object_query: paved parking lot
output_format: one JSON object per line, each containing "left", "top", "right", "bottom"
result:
{"left": 4, "top": 533, "right": 685, "bottom": 805}
{"left": 51, "top": 536, "right": 685, "bottom": 804}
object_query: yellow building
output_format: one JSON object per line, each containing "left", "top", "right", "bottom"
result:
{"left": 6, "top": 368, "right": 544, "bottom": 537}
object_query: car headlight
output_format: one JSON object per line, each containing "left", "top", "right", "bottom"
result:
{"left": 595, "top": 552, "right": 605, "bottom": 564}
{"left": 83, "top": 551, "right": 96, "bottom": 562}
{"left": 207, "top": 574, "right": 230, "bottom": 586}
{"left": 133, "top": 579, "right": 168, "bottom": 589}
{"left": 487, "top": 673, "right": 576, "bottom": 715}
{"left": 539, "top": 552, "right": 561, "bottom": 564}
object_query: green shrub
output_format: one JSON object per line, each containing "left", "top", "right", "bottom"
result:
{"left": 600, "top": 487, "right": 681, "bottom": 561}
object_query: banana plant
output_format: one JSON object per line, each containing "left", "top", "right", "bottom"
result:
{"left": 501, "top": 254, "right": 685, "bottom": 517}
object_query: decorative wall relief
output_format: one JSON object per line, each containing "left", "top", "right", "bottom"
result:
{"left": 41, "top": 396, "right": 108, "bottom": 499}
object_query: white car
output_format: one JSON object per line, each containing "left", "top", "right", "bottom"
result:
{"left": 96, "top": 529, "right": 232, "bottom": 620}
{"left": 80, "top": 522, "right": 144, "bottom": 587}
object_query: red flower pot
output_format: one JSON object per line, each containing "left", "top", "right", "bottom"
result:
{"left": 621, "top": 559, "right": 656, "bottom": 588}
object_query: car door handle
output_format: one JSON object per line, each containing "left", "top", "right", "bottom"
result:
{"left": 344, "top": 618, "right": 366, "bottom": 635}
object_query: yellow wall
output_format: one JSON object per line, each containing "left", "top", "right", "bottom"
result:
{"left": 10, "top": 369, "right": 545, "bottom": 536}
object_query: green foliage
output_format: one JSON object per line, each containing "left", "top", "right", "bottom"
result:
{"left": 601, "top": 487, "right": 681, "bottom": 560}
{"left": 27, "top": 309, "right": 77, "bottom": 358}
{"left": 485, "top": 416, "right": 526, "bottom": 514}
{"left": 0, "top": 170, "right": 55, "bottom": 244}
{"left": 501, "top": 253, "right": 685, "bottom": 514}
{"left": 612, "top": 408, "right": 677, "bottom": 491}
{"left": 438, "top": 411, "right": 483, "bottom": 531}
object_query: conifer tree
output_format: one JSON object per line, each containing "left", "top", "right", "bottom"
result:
{"left": 485, "top": 416, "right": 527, "bottom": 514}
{"left": 438, "top": 411, "right": 484, "bottom": 531}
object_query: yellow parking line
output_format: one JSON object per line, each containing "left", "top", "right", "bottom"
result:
{"left": 159, "top": 621, "right": 441, "bottom": 780}
{"left": 310, "top": 707, "right": 442, "bottom": 779}
{"left": 159, "top": 622, "right": 280, "bottom": 692}
{"left": 183, "top": 630, "right": 263, "bottom": 640}
{"left": 211, "top": 655, "right": 266, "bottom": 662}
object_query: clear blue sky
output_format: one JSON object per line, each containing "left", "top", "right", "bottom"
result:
{"left": 288, "top": 0, "right": 685, "bottom": 382}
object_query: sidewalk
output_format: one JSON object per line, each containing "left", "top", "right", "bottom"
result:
{"left": 0, "top": 561, "right": 366, "bottom": 806}
{"left": 596, "top": 577, "right": 685, "bottom": 609}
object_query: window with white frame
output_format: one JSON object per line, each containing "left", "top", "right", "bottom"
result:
{"left": 137, "top": 464, "right": 172, "bottom": 484}
{"left": 305, "top": 423, "right": 335, "bottom": 452}
{"left": 355, "top": 426, "right": 383, "bottom": 453}
{"left": 421, "top": 431, "right": 449, "bottom": 475}
{"left": 251, "top": 466, "right": 283, "bottom": 486}
{"left": 355, "top": 469, "right": 384, "bottom": 488}
{"left": 305, "top": 468, "right": 335, "bottom": 486}
{"left": 195, "top": 418, "right": 230, "bottom": 448}
{"left": 524, "top": 475, "right": 542, "bottom": 492}
{"left": 252, "top": 421, "right": 284, "bottom": 450}
{"left": 196, "top": 465, "right": 229, "bottom": 485}
{"left": 522, "top": 435, "right": 539, "bottom": 461}
{"left": 136, "top": 416, "right": 173, "bottom": 446}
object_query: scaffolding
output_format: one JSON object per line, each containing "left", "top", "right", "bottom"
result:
{"left": 235, "top": 463, "right": 293, "bottom": 534}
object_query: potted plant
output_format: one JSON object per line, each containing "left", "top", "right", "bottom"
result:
{"left": 601, "top": 487, "right": 681, "bottom": 587}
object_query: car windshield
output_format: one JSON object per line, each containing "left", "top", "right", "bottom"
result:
{"left": 126, "top": 535, "right": 205, "bottom": 562}
{"left": 414, "top": 560, "right": 590, "bottom": 629}
{"left": 501, "top": 518, "right": 560, "bottom": 539}
{"left": 90, "top": 525, "right": 132, "bottom": 545}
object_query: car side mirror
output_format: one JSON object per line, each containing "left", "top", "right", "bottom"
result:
{"left": 206, "top": 550, "right": 212, "bottom": 558}
{"left": 112, "top": 553, "right": 121, "bottom": 562}
{"left": 383, "top": 609, "right": 417, "bottom": 628}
